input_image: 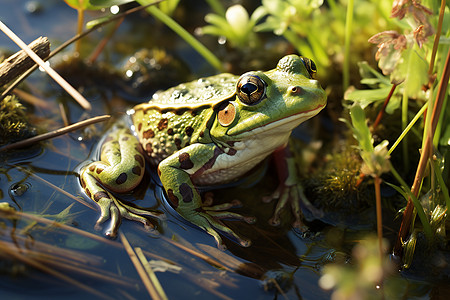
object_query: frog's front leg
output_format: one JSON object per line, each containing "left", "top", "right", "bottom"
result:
{"left": 158, "top": 143, "right": 254, "bottom": 249}
{"left": 263, "top": 144, "right": 323, "bottom": 230}
{"left": 80, "top": 128, "right": 163, "bottom": 237}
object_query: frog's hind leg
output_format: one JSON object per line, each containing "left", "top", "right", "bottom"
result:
{"left": 80, "top": 128, "right": 164, "bottom": 237}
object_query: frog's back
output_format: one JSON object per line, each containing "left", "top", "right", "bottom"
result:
{"left": 131, "top": 73, "right": 237, "bottom": 166}
{"left": 150, "top": 73, "right": 237, "bottom": 106}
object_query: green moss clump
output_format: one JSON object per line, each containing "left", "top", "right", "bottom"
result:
{"left": 304, "top": 145, "right": 373, "bottom": 211}
{"left": 0, "top": 95, "right": 35, "bottom": 145}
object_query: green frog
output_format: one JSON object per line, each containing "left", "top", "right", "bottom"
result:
{"left": 79, "top": 54, "right": 327, "bottom": 248}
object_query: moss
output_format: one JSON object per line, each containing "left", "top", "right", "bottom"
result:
{"left": 304, "top": 144, "right": 373, "bottom": 211}
{"left": 0, "top": 95, "right": 36, "bottom": 145}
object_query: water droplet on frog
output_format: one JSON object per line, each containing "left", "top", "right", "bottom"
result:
{"left": 10, "top": 182, "right": 31, "bottom": 197}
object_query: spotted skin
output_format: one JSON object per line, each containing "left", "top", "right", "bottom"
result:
{"left": 79, "top": 55, "right": 327, "bottom": 248}
{"left": 79, "top": 128, "right": 164, "bottom": 237}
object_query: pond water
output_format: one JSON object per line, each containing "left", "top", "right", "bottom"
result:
{"left": 0, "top": 1, "right": 445, "bottom": 299}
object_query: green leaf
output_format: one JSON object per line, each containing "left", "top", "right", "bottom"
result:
{"left": 86, "top": 17, "right": 110, "bottom": 29}
{"left": 391, "top": 48, "right": 428, "bottom": 99}
{"left": 349, "top": 104, "right": 373, "bottom": 153}
{"left": 344, "top": 87, "right": 392, "bottom": 109}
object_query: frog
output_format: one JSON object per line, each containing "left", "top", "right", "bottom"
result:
{"left": 79, "top": 54, "right": 327, "bottom": 248}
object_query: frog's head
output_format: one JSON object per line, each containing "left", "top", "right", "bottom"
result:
{"left": 210, "top": 55, "right": 327, "bottom": 144}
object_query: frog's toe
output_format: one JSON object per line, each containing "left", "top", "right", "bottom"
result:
{"left": 195, "top": 212, "right": 252, "bottom": 249}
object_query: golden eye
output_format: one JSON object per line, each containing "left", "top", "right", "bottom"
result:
{"left": 300, "top": 57, "right": 317, "bottom": 79}
{"left": 217, "top": 102, "right": 236, "bottom": 127}
{"left": 236, "top": 74, "right": 266, "bottom": 105}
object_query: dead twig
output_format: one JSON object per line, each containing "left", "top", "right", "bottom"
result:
{"left": 0, "top": 21, "right": 92, "bottom": 110}
{"left": 120, "top": 232, "right": 163, "bottom": 300}
{"left": 0, "top": 114, "right": 110, "bottom": 152}
{"left": 0, "top": 36, "right": 50, "bottom": 86}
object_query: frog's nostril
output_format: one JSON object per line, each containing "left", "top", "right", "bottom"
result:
{"left": 288, "top": 86, "right": 303, "bottom": 95}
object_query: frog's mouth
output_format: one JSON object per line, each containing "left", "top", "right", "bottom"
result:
{"left": 230, "top": 104, "right": 326, "bottom": 138}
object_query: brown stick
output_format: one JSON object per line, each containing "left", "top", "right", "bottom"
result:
{"left": 393, "top": 48, "right": 450, "bottom": 256}
{"left": 0, "top": 36, "right": 50, "bottom": 86}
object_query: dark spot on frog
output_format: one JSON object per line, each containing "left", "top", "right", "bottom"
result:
{"left": 137, "top": 123, "right": 142, "bottom": 132}
{"left": 228, "top": 148, "right": 237, "bottom": 156}
{"left": 191, "top": 110, "right": 197, "bottom": 117}
{"left": 199, "top": 131, "right": 204, "bottom": 138}
{"left": 157, "top": 118, "right": 168, "bottom": 131}
{"left": 227, "top": 141, "right": 235, "bottom": 147}
{"left": 143, "top": 129, "right": 155, "bottom": 139}
{"left": 192, "top": 147, "right": 223, "bottom": 177}
{"left": 96, "top": 167, "right": 104, "bottom": 174}
{"left": 167, "top": 128, "right": 174, "bottom": 135}
{"left": 135, "top": 154, "right": 144, "bottom": 167}
{"left": 89, "top": 165, "right": 95, "bottom": 172}
{"left": 80, "top": 178, "right": 86, "bottom": 189}
{"left": 94, "top": 191, "right": 110, "bottom": 202}
{"left": 185, "top": 126, "right": 194, "bottom": 137}
{"left": 145, "top": 143, "right": 153, "bottom": 154}
{"left": 132, "top": 166, "right": 141, "bottom": 176}
{"left": 180, "top": 183, "right": 193, "bottom": 203}
{"left": 167, "top": 189, "right": 179, "bottom": 208}
{"left": 179, "top": 152, "right": 194, "bottom": 169}
{"left": 121, "top": 136, "right": 129, "bottom": 141}
{"left": 135, "top": 145, "right": 144, "bottom": 155}
{"left": 174, "top": 138, "right": 182, "bottom": 150}
{"left": 116, "top": 173, "right": 128, "bottom": 185}
{"left": 85, "top": 188, "right": 91, "bottom": 198}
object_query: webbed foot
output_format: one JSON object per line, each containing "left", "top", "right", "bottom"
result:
{"left": 180, "top": 192, "right": 255, "bottom": 249}
{"left": 95, "top": 191, "right": 165, "bottom": 237}
{"left": 263, "top": 183, "right": 322, "bottom": 230}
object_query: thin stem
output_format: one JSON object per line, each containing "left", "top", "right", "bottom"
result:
{"left": 428, "top": 0, "right": 446, "bottom": 77}
{"left": 120, "top": 232, "right": 162, "bottom": 300}
{"left": 388, "top": 101, "right": 428, "bottom": 155}
{"left": 0, "top": 115, "right": 110, "bottom": 152}
{"left": 75, "top": 8, "right": 84, "bottom": 54}
{"left": 375, "top": 176, "right": 383, "bottom": 261}
{"left": 372, "top": 84, "right": 397, "bottom": 130}
{"left": 138, "top": 1, "right": 223, "bottom": 71}
{"left": 343, "top": 0, "right": 354, "bottom": 90}
{"left": 390, "top": 164, "right": 433, "bottom": 241}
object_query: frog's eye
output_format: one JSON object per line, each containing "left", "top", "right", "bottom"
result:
{"left": 217, "top": 102, "right": 236, "bottom": 127}
{"left": 236, "top": 75, "right": 266, "bottom": 105}
{"left": 300, "top": 57, "right": 317, "bottom": 79}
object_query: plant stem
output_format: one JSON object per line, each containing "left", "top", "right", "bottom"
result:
{"left": 390, "top": 164, "right": 433, "bottom": 241}
{"left": 139, "top": 1, "right": 223, "bottom": 72}
{"left": 388, "top": 101, "right": 428, "bottom": 155}
{"left": 428, "top": 0, "right": 446, "bottom": 77}
{"left": 343, "top": 0, "right": 354, "bottom": 90}
{"left": 374, "top": 176, "right": 383, "bottom": 261}
{"left": 372, "top": 84, "right": 396, "bottom": 130}
{"left": 75, "top": 8, "right": 84, "bottom": 54}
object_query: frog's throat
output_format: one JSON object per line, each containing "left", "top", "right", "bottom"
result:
{"left": 228, "top": 104, "right": 325, "bottom": 138}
